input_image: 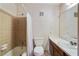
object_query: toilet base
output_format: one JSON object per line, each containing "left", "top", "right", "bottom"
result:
{"left": 34, "top": 46, "right": 44, "bottom": 56}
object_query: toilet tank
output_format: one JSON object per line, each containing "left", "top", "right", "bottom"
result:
{"left": 34, "top": 37, "right": 44, "bottom": 46}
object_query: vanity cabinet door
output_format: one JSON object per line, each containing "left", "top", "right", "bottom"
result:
{"left": 49, "top": 42, "right": 53, "bottom": 55}
{"left": 53, "top": 48, "right": 61, "bottom": 56}
{"left": 64, "top": 53, "right": 69, "bottom": 56}
{"left": 53, "top": 45, "right": 64, "bottom": 56}
{"left": 49, "top": 39, "right": 54, "bottom": 55}
{"left": 49, "top": 39, "right": 69, "bottom": 56}
{"left": 52, "top": 42, "right": 64, "bottom": 56}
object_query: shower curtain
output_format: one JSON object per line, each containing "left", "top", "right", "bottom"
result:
{"left": 26, "top": 13, "right": 33, "bottom": 56}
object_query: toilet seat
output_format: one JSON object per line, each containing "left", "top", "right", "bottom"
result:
{"left": 34, "top": 47, "right": 44, "bottom": 56}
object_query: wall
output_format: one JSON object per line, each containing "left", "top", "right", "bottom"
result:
{"left": 12, "top": 17, "right": 26, "bottom": 47}
{"left": 0, "top": 10, "right": 12, "bottom": 56}
{"left": 0, "top": 3, "right": 60, "bottom": 50}
{"left": 23, "top": 4, "right": 59, "bottom": 50}
{"left": 0, "top": 3, "right": 17, "bottom": 16}
{"left": 60, "top": 4, "right": 78, "bottom": 41}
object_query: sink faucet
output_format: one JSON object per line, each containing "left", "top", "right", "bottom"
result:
{"left": 70, "top": 41, "right": 77, "bottom": 46}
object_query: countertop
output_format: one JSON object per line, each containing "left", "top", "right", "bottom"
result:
{"left": 49, "top": 35, "right": 77, "bottom": 56}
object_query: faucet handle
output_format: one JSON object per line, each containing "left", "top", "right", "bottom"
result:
{"left": 74, "top": 42, "right": 77, "bottom": 46}
{"left": 70, "top": 41, "right": 77, "bottom": 46}
{"left": 70, "top": 41, "right": 74, "bottom": 45}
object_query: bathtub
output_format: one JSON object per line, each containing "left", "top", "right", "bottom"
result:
{"left": 3, "top": 46, "right": 27, "bottom": 56}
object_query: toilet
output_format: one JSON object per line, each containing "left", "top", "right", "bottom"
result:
{"left": 34, "top": 37, "right": 44, "bottom": 56}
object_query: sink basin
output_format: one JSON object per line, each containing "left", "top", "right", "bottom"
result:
{"left": 65, "top": 44, "right": 77, "bottom": 49}
{"left": 59, "top": 39, "right": 77, "bottom": 49}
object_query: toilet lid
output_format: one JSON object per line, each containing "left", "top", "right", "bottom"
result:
{"left": 34, "top": 47, "right": 44, "bottom": 54}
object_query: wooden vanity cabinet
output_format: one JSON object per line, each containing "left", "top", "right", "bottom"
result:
{"left": 49, "top": 42, "right": 53, "bottom": 55}
{"left": 49, "top": 39, "right": 69, "bottom": 56}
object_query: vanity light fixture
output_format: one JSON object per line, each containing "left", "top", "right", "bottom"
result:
{"left": 65, "top": 3, "right": 78, "bottom": 10}
{"left": 65, "top": 3, "right": 73, "bottom": 6}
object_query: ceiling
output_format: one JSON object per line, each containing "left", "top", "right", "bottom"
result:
{"left": 16, "top": 3, "right": 61, "bottom": 7}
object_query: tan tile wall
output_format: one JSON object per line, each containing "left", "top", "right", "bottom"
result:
{"left": 12, "top": 17, "right": 27, "bottom": 47}
{"left": 0, "top": 10, "right": 13, "bottom": 56}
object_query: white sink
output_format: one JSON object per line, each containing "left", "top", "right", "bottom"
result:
{"left": 59, "top": 39, "right": 77, "bottom": 49}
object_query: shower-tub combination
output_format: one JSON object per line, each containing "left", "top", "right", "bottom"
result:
{"left": 0, "top": 9, "right": 32, "bottom": 56}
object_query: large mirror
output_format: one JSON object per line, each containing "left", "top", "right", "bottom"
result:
{"left": 59, "top": 4, "right": 78, "bottom": 48}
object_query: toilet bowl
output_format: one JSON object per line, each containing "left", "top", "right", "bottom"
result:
{"left": 33, "top": 37, "right": 44, "bottom": 56}
{"left": 34, "top": 46, "right": 44, "bottom": 56}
